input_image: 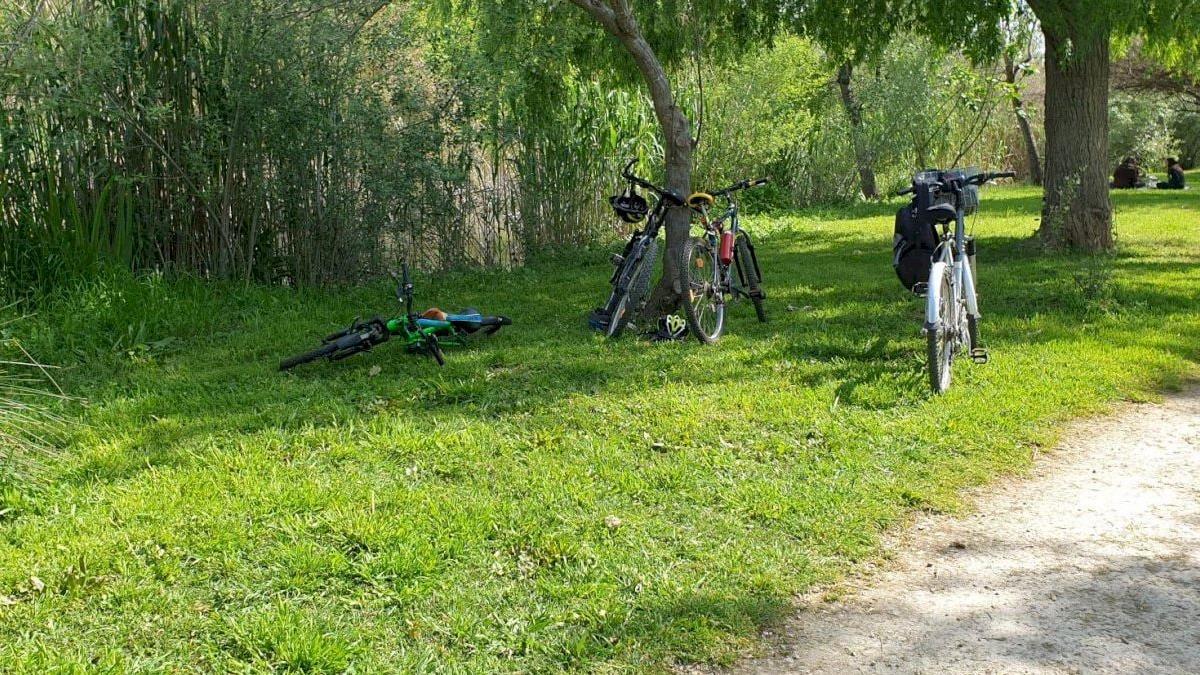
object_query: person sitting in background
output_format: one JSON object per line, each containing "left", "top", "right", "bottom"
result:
{"left": 1156, "top": 157, "right": 1186, "bottom": 190}
{"left": 1111, "top": 156, "right": 1144, "bottom": 189}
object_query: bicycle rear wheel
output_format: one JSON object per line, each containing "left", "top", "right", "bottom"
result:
{"left": 279, "top": 342, "right": 338, "bottom": 371}
{"left": 680, "top": 235, "right": 726, "bottom": 343}
{"left": 734, "top": 233, "right": 767, "bottom": 323}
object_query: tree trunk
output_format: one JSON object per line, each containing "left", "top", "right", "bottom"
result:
{"left": 1004, "top": 53, "right": 1043, "bottom": 186}
{"left": 569, "top": 0, "right": 691, "bottom": 319}
{"left": 836, "top": 62, "right": 878, "bottom": 200}
{"left": 1036, "top": 23, "right": 1112, "bottom": 250}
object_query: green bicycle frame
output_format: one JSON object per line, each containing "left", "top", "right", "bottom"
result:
{"left": 386, "top": 317, "right": 465, "bottom": 348}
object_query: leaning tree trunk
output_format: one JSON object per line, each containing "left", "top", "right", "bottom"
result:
{"left": 1004, "top": 53, "right": 1043, "bottom": 186}
{"left": 1037, "top": 25, "right": 1112, "bottom": 250}
{"left": 569, "top": 0, "right": 692, "bottom": 319}
{"left": 836, "top": 62, "right": 879, "bottom": 200}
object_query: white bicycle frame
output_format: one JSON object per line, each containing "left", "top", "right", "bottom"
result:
{"left": 923, "top": 209, "right": 979, "bottom": 336}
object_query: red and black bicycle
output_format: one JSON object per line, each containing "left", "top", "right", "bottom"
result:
{"left": 679, "top": 178, "right": 769, "bottom": 343}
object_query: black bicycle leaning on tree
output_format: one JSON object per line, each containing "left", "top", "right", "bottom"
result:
{"left": 588, "top": 159, "right": 687, "bottom": 338}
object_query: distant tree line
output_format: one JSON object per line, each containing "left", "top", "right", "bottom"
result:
{"left": 3, "top": 0, "right": 1196, "bottom": 297}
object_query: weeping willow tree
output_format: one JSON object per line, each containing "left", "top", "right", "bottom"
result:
{"left": 456, "top": 0, "right": 779, "bottom": 319}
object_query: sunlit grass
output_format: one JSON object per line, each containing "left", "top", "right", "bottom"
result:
{"left": 0, "top": 184, "right": 1196, "bottom": 671}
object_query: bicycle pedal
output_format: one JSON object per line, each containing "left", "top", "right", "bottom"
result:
{"left": 912, "top": 282, "right": 928, "bottom": 297}
{"left": 970, "top": 348, "right": 989, "bottom": 364}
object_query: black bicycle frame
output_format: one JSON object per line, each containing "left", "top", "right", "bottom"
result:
{"left": 600, "top": 162, "right": 685, "bottom": 317}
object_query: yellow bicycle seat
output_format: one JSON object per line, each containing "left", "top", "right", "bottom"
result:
{"left": 687, "top": 192, "right": 716, "bottom": 209}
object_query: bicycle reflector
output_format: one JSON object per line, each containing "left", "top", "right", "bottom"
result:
{"left": 610, "top": 187, "right": 649, "bottom": 223}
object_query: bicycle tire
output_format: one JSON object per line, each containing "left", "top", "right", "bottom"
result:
{"left": 734, "top": 234, "right": 767, "bottom": 323}
{"left": 927, "top": 266, "right": 954, "bottom": 394}
{"left": 279, "top": 342, "right": 339, "bottom": 371}
{"left": 608, "top": 238, "right": 658, "bottom": 338}
{"left": 679, "top": 235, "right": 726, "bottom": 344}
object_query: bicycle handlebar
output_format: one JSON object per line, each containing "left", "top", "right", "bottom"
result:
{"left": 712, "top": 177, "right": 770, "bottom": 198}
{"left": 394, "top": 263, "right": 416, "bottom": 317}
{"left": 620, "top": 159, "right": 685, "bottom": 206}
{"left": 896, "top": 170, "right": 1016, "bottom": 196}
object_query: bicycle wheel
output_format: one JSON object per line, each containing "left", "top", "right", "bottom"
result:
{"left": 926, "top": 266, "right": 955, "bottom": 393}
{"left": 279, "top": 342, "right": 338, "bottom": 371}
{"left": 608, "top": 239, "right": 658, "bottom": 338}
{"left": 734, "top": 233, "right": 767, "bottom": 323}
{"left": 680, "top": 235, "right": 726, "bottom": 343}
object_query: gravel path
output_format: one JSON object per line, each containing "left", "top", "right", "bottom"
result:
{"left": 735, "top": 386, "right": 1200, "bottom": 674}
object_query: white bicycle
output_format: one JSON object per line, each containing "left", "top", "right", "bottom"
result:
{"left": 897, "top": 169, "right": 1014, "bottom": 393}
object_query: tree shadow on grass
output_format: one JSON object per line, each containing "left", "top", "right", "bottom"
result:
{"left": 15, "top": 197, "right": 1199, "bottom": 672}
{"left": 52, "top": 214, "right": 1200, "bottom": 489}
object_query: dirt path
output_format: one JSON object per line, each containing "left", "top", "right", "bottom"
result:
{"left": 734, "top": 387, "right": 1200, "bottom": 674}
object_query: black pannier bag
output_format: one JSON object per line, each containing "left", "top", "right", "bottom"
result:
{"left": 892, "top": 168, "right": 981, "bottom": 292}
{"left": 892, "top": 205, "right": 936, "bottom": 292}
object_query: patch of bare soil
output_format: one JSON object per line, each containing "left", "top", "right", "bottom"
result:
{"left": 732, "top": 387, "right": 1200, "bottom": 674}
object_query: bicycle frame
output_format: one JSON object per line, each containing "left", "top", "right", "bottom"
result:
{"left": 594, "top": 162, "right": 685, "bottom": 332}
{"left": 607, "top": 196, "right": 670, "bottom": 291}
{"left": 924, "top": 200, "right": 979, "bottom": 333}
{"left": 692, "top": 193, "right": 761, "bottom": 300}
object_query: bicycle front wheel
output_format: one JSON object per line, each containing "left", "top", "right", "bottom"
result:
{"left": 680, "top": 235, "right": 726, "bottom": 343}
{"left": 734, "top": 233, "right": 767, "bottom": 323}
{"left": 608, "top": 239, "right": 658, "bottom": 338}
{"left": 926, "top": 266, "right": 955, "bottom": 394}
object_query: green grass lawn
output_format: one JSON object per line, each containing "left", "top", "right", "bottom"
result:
{"left": 2, "top": 183, "right": 1198, "bottom": 672}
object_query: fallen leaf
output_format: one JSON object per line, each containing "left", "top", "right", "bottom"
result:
{"left": 29, "top": 576, "right": 45, "bottom": 593}
{"left": 604, "top": 515, "right": 622, "bottom": 530}
{"left": 368, "top": 365, "right": 382, "bottom": 377}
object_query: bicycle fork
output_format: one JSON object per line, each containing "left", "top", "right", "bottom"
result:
{"left": 924, "top": 256, "right": 986, "bottom": 363}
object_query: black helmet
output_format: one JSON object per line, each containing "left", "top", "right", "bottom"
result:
{"left": 610, "top": 187, "right": 648, "bottom": 223}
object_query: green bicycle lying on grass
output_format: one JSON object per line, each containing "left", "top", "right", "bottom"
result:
{"left": 279, "top": 263, "right": 512, "bottom": 370}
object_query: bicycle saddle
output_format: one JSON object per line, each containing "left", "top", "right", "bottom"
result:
{"left": 925, "top": 202, "right": 958, "bottom": 224}
{"left": 687, "top": 192, "right": 716, "bottom": 209}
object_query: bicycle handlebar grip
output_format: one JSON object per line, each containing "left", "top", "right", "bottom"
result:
{"left": 897, "top": 186, "right": 915, "bottom": 196}
{"left": 994, "top": 171, "right": 1017, "bottom": 179}
{"left": 753, "top": 178, "right": 770, "bottom": 186}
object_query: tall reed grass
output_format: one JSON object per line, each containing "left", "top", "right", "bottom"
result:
{"left": 1, "top": 2, "right": 1022, "bottom": 297}
{"left": 0, "top": 311, "right": 65, "bottom": 489}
